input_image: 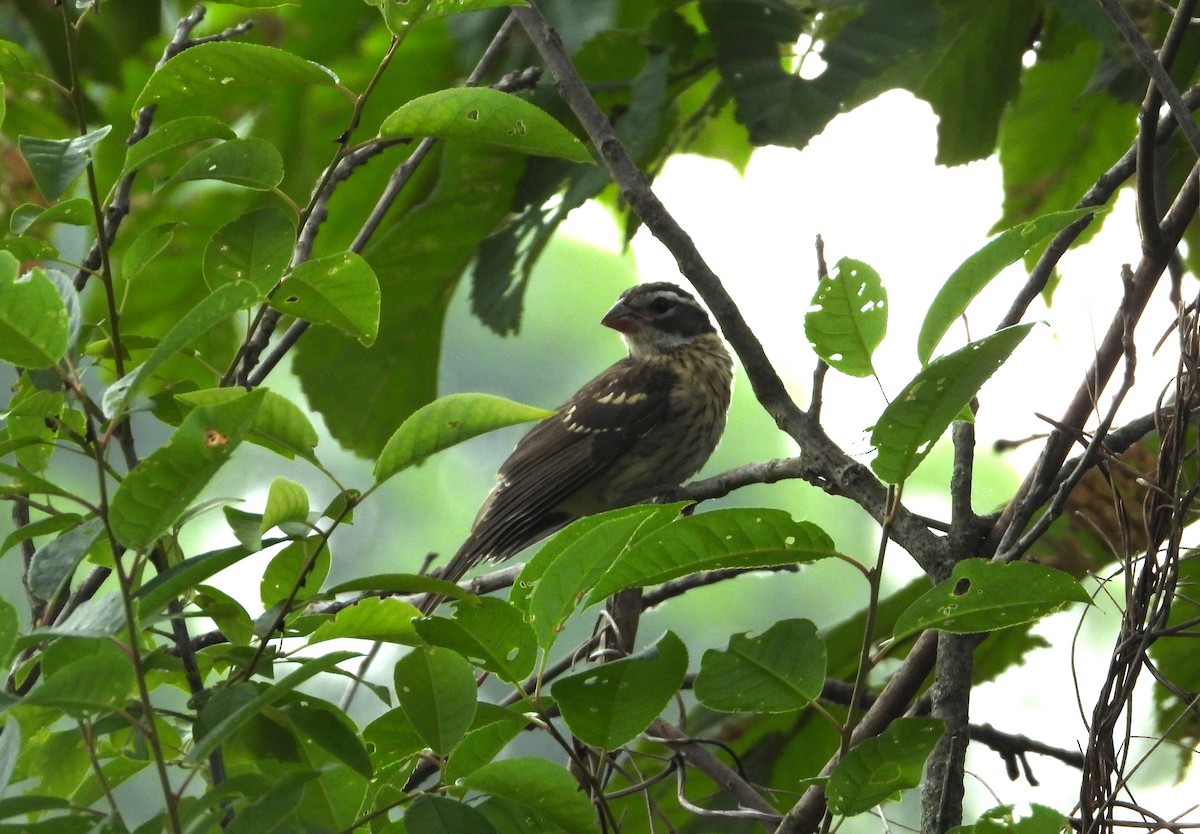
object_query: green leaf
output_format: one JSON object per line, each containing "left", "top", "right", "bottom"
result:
{"left": 194, "top": 585, "right": 255, "bottom": 646}
{"left": 374, "top": 393, "right": 553, "bottom": 484}
{"left": 101, "top": 280, "right": 262, "bottom": 418}
{"left": 518, "top": 505, "right": 685, "bottom": 650}
{"left": 133, "top": 42, "right": 340, "bottom": 116}
{"left": 123, "top": 222, "right": 185, "bottom": 281}
{"left": 0, "top": 718, "right": 19, "bottom": 796}
{"left": 460, "top": 758, "right": 598, "bottom": 834}
{"left": 308, "top": 597, "right": 421, "bottom": 646}
{"left": 188, "top": 651, "right": 357, "bottom": 763}
{"left": 699, "top": 0, "right": 938, "bottom": 148}
{"left": 415, "top": 597, "right": 538, "bottom": 683}
{"left": 871, "top": 324, "right": 1035, "bottom": 484}
{"left": 0, "top": 235, "right": 55, "bottom": 261}
{"left": 23, "top": 638, "right": 134, "bottom": 718}
{"left": 406, "top": 794, "right": 497, "bottom": 834}
{"left": 223, "top": 769, "right": 318, "bottom": 834}
{"left": 120, "top": 115, "right": 236, "bottom": 177}
{"left": 261, "top": 476, "right": 309, "bottom": 534}
{"left": 175, "top": 387, "right": 319, "bottom": 461}
{"left": 379, "top": 88, "right": 593, "bottom": 163}
{"left": 284, "top": 701, "right": 373, "bottom": 778}
{"left": 135, "top": 545, "right": 255, "bottom": 621}
{"left": 271, "top": 251, "right": 380, "bottom": 345}
{"left": 109, "top": 390, "right": 266, "bottom": 549}
{"left": 1, "top": 512, "right": 82, "bottom": 559}
{"left": 0, "top": 600, "right": 17, "bottom": 671}
{"left": 0, "top": 253, "right": 70, "bottom": 369}
{"left": 165, "top": 137, "right": 285, "bottom": 190}
{"left": 553, "top": 631, "right": 688, "bottom": 749}
{"left": 827, "top": 716, "right": 943, "bottom": 814}
{"left": 26, "top": 517, "right": 106, "bottom": 603}
{"left": 444, "top": 705, "right": 529, "bottom": 785}
{"left": 18, "top": 126, "right": 112, "bottom": 200}
{"left": 893, "top": 559, "right": 1090, "bottom": 641}
{"left": 203, "top": 205, "right": 295, "bottom": 292}
{"left": 694, "top": 619, "right": 826, "bottom": 713}
{"left": 9, "top": 198, "right": 92, "bottom": 234}
{"left": 368, "top": 0, "right": 524, "bottom": 33}
{"left": 949, "top": 804, "right": 1069, "bottom": 834}
{"left": 325, "top": 572, "right": 468, "bottom": 601}
{"left": 586, "top": 508, "right": 838, "bottom": 605}
{"left": 394, "top": 645, "right": 478, "bottom": 755}
{"left": 917, "top": 207, "right": 1105, "bottom": 364}
{"left": 260, "top": 537, "right": 329, "bottom": 608}
{"left": 805, "top": 257, "right": 888, "bottom": 378}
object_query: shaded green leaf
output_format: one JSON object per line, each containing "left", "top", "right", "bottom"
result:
{"left": 260, "top": 537, "right": 329, "bottom": 608}
{"left": 23, "top": 638, "right": 133, "bottom": 718}
{"left": 805, "top": 257, "right": 887, "bottom": 378}
{"left": 380, "top": 88, "right": 592, "bottom": 163}
{"left": 284, "top": 700, "right": 373, "bottom": 778}
{"left": 893, "top": 559, "right": 1090, "bottom": 641}
{"left": 224, "top": 768, "right": 318, "bottom": 834}
{"left": 553, "top": 631, "right": 688, "bottom": 749}
{"left": 308, "top": 597, "right": 421, "bottom": 646}
{"left": 368, "top": 0, "right": 523, "bottom": 33}
{"left": 188, "top": 651, "right": 357, "bottom": 763}
{"left": 694, "top": 619, "right": 826, "bottom": 713}
{"left": 325, "top": 572, "right": 467, "bottom": 601}
{"left": 444, "top": 704, "right": 528, "bottom": 785}
{"left": 0, "top": 600, "right": 17, "bottom": 671}
{"left": 1, "top": 512, "right": 82, "bottom": 559}
{"left": 102, "top": 280, "right": 262, "bottom": 418}
{"left": 109, "top": 390, "right": 266, "bottom": 549}
{"left": 949, "top": 804, "right": 1069, "bottom": 834}
{"left": 120, "top": 114, "right": 236, "bottom": 176}
{"left": 135, "top": 545, "right": 255, "bottom": 621}
{"left": 586, "top": 508, "right": 837, "bottom": 605}
{"left": 460, "top": 758, "right": 597, "bottom": 834}
{"left": 415, "top": 597, "right": 538, "bottom": 683}
{"left": 18, "top": 126, "right": 111, "bottom": 200}
{"left": 27, "top": 518, "right": 106, "bottom": 603}
{"left": 271, "top": 251, "right": 380, "bottom": 345}
{"left": 827, "top": 716, "right": 943, "bottom": 814}
{"left": 123, "top": 222, "right": 185, "bottom": 281}
{"left": 165, "top": 137, "right": 284, "bottom": 190}
{"left": 204, "top": 205, "right": 295, "bottom": 292}
{"left": 871, "top": 324, "right": 1035, "bottom": 483}
{"left": 374, "top": 393, "right": 552, "bottom": 484}
{"left": 406, "top": 794, "right": 497, "bottom": 834}
{"left": 0, "top": 254, "right": 70, "bottom": 369}
{"left": 394, "top": 645, "right": 478, "bottom": 755}
{"left": 9, "top": 198, "right": 92, "bottom": 234}
{"left": 917, "top": 207, "right": 1105, "bottom": 364}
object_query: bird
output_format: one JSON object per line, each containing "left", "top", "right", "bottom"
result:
{"left": 420, "top": 281, "right": 733, "bottom": 614}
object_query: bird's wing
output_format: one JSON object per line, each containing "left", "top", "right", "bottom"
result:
{"left": 454, "top": 358, "right": 679, "bottom": 565}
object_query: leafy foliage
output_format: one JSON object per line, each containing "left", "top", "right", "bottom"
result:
{"left": 1, "top": 1, "right": 1197, "bottom": 833}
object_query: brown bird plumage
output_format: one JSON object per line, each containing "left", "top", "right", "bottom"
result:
{"left": 421, "top": 282, "right": 733, "bottom": 614}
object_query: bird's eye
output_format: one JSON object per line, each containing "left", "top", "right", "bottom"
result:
{"left": 649, "top": 297, "right": 673, "bottom": 315}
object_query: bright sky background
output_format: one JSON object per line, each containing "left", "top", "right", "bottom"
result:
{"left": 567, "top": 89, "right": 1198, "bottom": 824}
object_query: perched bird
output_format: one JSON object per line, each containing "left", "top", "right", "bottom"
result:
{"left": 421, "top": 282, "right": 733, "bottom": 614}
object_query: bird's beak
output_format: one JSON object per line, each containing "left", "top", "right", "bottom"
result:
{"left": 601, "top": 299, "right": 648, "bottom": 333}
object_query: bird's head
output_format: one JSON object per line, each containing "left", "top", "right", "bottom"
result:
{"left": 601, "top": 282, "right": 717, "bottom": 357}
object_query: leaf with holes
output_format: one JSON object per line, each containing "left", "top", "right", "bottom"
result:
{"left": 204, "top": 206, "right": 295, "bottom": 292}
{"left": 893, "top": 559, "right": 1090, "bottom": 642}
{"left": 415, "top": 597, "right": 538, "bottom": 684}
{"left": 394, "top": 646, "right": 477, "bottom": 755}
{"left": 805, "top": 257, "right": 887, "bottom": 378}
{"left": 380, "top": 88, "right": 592, "bottom": 163}
{"left": 271, "top": 251, "right": 379, "bottom": 346}
{"left": 871, "top": 323, "right": 1034, "bottom": 484}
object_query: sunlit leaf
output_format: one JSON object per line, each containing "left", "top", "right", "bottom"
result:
{"left": 380, "top": 88, "right": 593, "bottom": 163}
{"left": 893, "top": 559, "right": 1090, "bottom": 641}
{"left": 271, "top": 251, "right": 380, "bottom": 345}
{"left": 374, "top": 393, "right": 552, "bottom": 484}
{"left": 308, "top": 597, "right": 421, "bottom": 646}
